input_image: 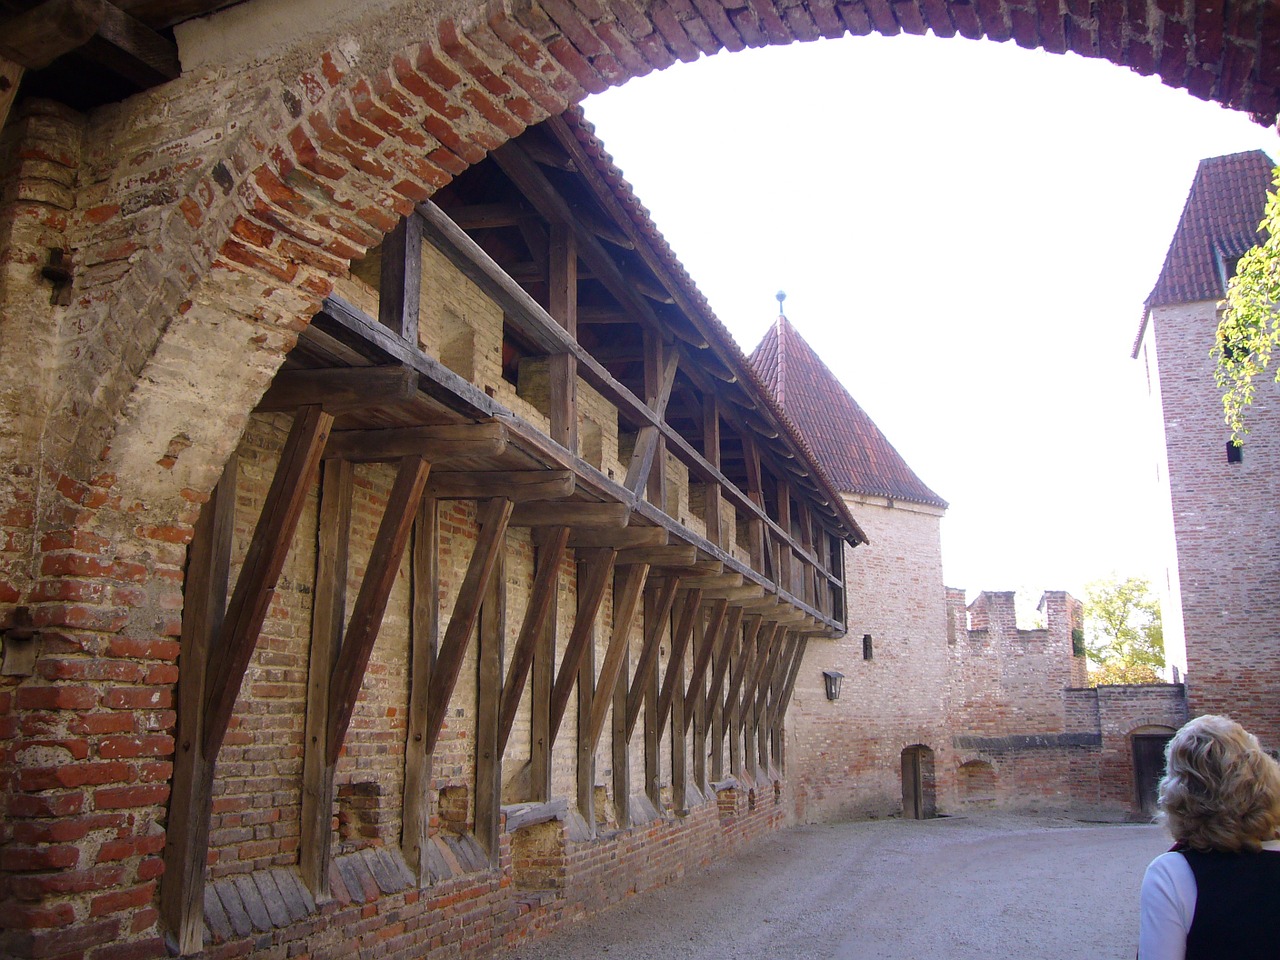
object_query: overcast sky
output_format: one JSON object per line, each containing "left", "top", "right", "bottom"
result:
{"left": 582, "top": 33, "right": 1279, "bottom": 606}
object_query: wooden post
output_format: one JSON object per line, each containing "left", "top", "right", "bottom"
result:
{"left": 549, "top": 223, "right": 578, "bottom": 453}
{"left": 585, "top": 564, "right": 649, "bottom": 751}
{"left": 771, "top": 636, "right": 808, "bottom": 774}
{"left": 161, "top": 455, "right": 236, "bottom": 954}
{"left": 575, "top": 555, "right": 596, "bottom": 834}
{"left": 326, "top": 456, "right": 431, "bottom": 762}
{"left": 624, "top": 577, "right": 679, "bottom": 739}
{"left": 402, "top": 497, "right": 438, "bottom": 877}
{"left": 644, "top": 330, "right": 668, "bottom": 510}
{"left": 670, "top": 635, "right": 687, "bottom": 815}
{"left": 702, "top": 396, "right": 722, "bottom": 548}
{"left": 776, "top": 478, "right": 793, "bottom": 596}
{"left": 530, "top": 531, "right": 559, "bottom": 803}
{"left": 423, "top": 497, "right": 514, "bottom": 754}
{"left": 655, "top": 589, "right": 702, "bottom": 741}
{"left": 642, "top": 583, "right": 665, "bottom": 810}
{"left": 300, "top": 459, "right": 353, "bottom": 897}
{"left": 380, "top": 213, "right": 423, "bottom": 345}
{"left": 689, "top": 602, "right": 707, "bottom": 793}
{"left": 202, "top": 405, "right": 333, "bottom": 757}
{"left": 547, "top": 548, "right": 616, "bottom": 745}
{"left": 705, "top": 605, "right": 743, "bottom": 782}
{"left": 475, "top": 536, "right": 506, "bottom": 860}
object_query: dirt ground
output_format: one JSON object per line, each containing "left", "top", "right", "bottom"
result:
{"left": 494, "top": 814, "right": 1170, "bottom": 960}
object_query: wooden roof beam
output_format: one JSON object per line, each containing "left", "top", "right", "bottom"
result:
{"left": 323, "top": 421, "right": 508, "bottom": 462}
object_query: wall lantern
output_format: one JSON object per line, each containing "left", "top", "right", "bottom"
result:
{"left": 822, "top": 670, "right": 844, "bottom": 701}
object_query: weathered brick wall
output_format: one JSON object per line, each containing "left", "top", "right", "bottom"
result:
{"left": 1148, "top": 301, "right": 1280, "bottom": 749}
{"left": 788, "top": 494, "right": 952, "bottom": 821}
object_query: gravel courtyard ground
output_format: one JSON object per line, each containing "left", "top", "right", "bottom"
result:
{"left": 495, "top": 814, "right": 1170, "bottom": 960}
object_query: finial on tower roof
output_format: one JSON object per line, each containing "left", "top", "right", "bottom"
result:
{"left": 776, "top": 290, "right": 786, "bottom": 316}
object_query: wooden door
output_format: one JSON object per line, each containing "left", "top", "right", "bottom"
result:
{"left": 1133, "top": 733, "right": 1173, "bottom": 819}
{"left": 902, "top": 748, "right": 922, "bottom": 820}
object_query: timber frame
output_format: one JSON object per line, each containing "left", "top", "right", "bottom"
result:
{"left": 162, "top": 109, "right": 864, "bottom": 951}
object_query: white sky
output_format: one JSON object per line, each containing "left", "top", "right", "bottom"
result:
{"left": 582, "top": 33, "right": 1279, "bottom": 603}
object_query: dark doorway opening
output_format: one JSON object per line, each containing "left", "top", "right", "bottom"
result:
{"left": 1132, "top": 731, "right": 1175, "bottom": 819}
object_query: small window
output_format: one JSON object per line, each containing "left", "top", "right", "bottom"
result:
{"left": 1227, "top": 442, "right": 1243, "bottom": 465}
{"left": 862, "top": 634, "right": 873, "bottom": 660}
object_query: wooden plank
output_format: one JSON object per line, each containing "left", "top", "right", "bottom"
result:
{"left": 258, "top": 366, "right": 417, "bottom": 415}
{"left": 702, "top": 584, "right": 766, "bottom": 602}
{"left": 568, "top": 526, "right": 667, "bottom": 549}
{"left": 0, "top": 57, "right": 21, "bottom": 134}
{"left": 402, "top": 497, "right": 438, "bottom": 877}
{"left": 654, "top": 589, "right": 702, "bottom": 741}
{"left": 0, "top": 0, "right": 176, "bottom": 81}
{"left": 624, "top": 576, "right": 679, "bottom": 739}
{"left": 475, "top": 533, "right": 506, "bottom": 860}
{"left": 325, "top": 456, "right": 431, "bottom": 763}
{"left": 428, "top": 470, "right": 573, "bottom": 501}
{"left": 443, "top": 201, "right": 534, "bottom": 229}
{"left": 509, "top": 502, "right": 628, "bottom": 528}
{"left": 161, "top": 455, "right": 236, "bottom": 954}
{"left": 203, "top": 405, "right": 333, "bottom": 757}
{"left": 323, "top": 420, "right": 507, "bottom": 462}
{"left": 585, "top": 563, "right": 649, "bottom": 750}
{"left": 422, "top": 497, "right": 514, "bottom": 754}
{"left": 529, "top": 528, "right": 558, "bottom": 803}
{"left": 300, "top": 459, "right": 352, "bottom": 896}
{"left": 547, "top": 548, "right": 615, "bottom": 744}
{"left": 380, "top": 214, "right": 423, "bottom": 345}
{"left": 497, "top": 526, "right": 569, "bottom": 754}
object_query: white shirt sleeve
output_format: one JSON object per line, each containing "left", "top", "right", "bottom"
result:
{"left": 1137, "top": 852, "right": 1196, "bottom": 960}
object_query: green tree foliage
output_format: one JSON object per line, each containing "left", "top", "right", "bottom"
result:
{"left": 1083, "top": 576, "right": 1165, "bottom": 686}
{"left": 1215, "top": 167, "right": 1280, "bottom": 441}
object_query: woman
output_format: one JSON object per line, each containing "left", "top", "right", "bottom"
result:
{"left": 1138, "top": 715, "right": 1280, "bottom": 960}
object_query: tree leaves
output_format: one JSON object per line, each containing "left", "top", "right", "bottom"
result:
{"left": 1083, "top": 575, "right": 1165, "bottom": 686}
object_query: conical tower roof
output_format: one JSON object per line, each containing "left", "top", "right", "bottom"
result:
{"left": 750, "top": 314, "right": 947, "bottom": 509}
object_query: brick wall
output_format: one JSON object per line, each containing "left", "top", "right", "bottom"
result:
{"left": 1147, "top": 301, "right": 1280, "bottom": 749}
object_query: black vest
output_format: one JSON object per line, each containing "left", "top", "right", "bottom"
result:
{"left": 1180, "top": 848, "right": 1280, "bottom": 960}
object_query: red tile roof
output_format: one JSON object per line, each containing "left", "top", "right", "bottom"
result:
{"left": 1145, "top": 150, "right": 1275, "bottom": 309}
{"left": 750, "top": 315, "right": 947, "bottom": 509}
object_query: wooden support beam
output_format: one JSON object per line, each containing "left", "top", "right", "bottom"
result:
{"left": 0, "top": 0, "right": 179, "bottom": 85}
{"left": 611, "top": 618, "right": 631, "bottom": 828}
{"left": 496, "top": 526, "right": 569, "bottom": 754}
{"left": 161, "top": 454, "right": 236, "bottom": 954}
{"left": 682, "top": 599, "right": 728, "bottom": 734}
{"left": 509, "top": 502, "right": 628, "bottom": 528}
{"left": 259, "top": 366, "right": 418, "bottom": 415}
{"left": 530, "top": 530, "right": 558, "bottom": 802}
{"left": 703, "top": 395, "right": 723, "bottom": 548}
{"left": 753, "top": 629, "right": 791, "bottom": 721}
{"left": 380, "top": 214, "right": 422, "bottom": 344}
{"left": 324, "top": 421, "right": 507, "bottom": 462}
{"left": 429, "top": 470, "right": 573, "bottom": 501}
{"left": 771, "top": 635, "right": 809, "bottom": 763}
{"left": 624, "top": 333, "right": 679, "bottom": 499}
{"left": 575, "top": 554, "right": 597, "bottom": 833}
{"left": 624, "top": 576, "right": 680, "bottom": 740}
{"left": 422, "top": 497, "right": 514, "bottom": 754}
{"left": 680, "top": 573, "right": 743, "bottom": 590}
{"left": 720, "top": 614, "right": 761, "bottom": 743}
{"left": 704, "top": 604, "right": 743, "bottom": 781}
{"left": 585, "top": 563, "right": 650, "bottom": 751}
{"left": 0, "top": 57, "right": 22, "bottom": 134}
{"left": 203, "top": 405, "right": 333, "bottom": 757}
{"left": 642, "top": 583, "right": 663, "bottom": 810}
{"left": 702, "top": 584, "right": 766, "bottom": 602}
{"left": 616, "top": 545, "right": 698, "bottom": 568}
{"left": 654, "top": 588, "right": 702, "bottom": 741}
{"left": 402, "top": 498, "right": 438, "bottom": 876}
{"left": 549, "top": 223, "right": 578, "bottom": 452}
{"left": 738, "top": 622, "right": 779, "bottom": 736}
{"left": 475, "top": 532, "right": 506, "bottom": 860}
{"left": 547, "top": 548, "right": 616, "bottom": 744}
{"left": 325, "top": 456, "right": 431, "bottom": 763}
{"left": 441, "top": 200, "right": 533, "bottom": 229}
{"left": 569, "top": 526, "right": 667, "bottom": 549}
{"left": 300, "top": 459, "right": 352, "bottom": 896}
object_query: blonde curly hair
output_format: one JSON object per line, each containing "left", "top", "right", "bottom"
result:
{"left": 1158, "top": 715, "right": 1280, "bottom": 852}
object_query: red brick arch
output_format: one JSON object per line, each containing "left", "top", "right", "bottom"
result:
{"left": 74, "top": 0, "right": 1279, "bottom": 518}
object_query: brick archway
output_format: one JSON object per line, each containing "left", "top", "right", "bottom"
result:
{"left": 47, "top": 0, "right": 1280, "bottom": 520}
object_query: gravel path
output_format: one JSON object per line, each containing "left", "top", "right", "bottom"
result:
{"left": 495, "top": 815, "right": 1170, "bottom": 960}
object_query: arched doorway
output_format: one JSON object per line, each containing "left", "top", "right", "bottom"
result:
{"left": 1131, "top": 725, "right": 1177, "bottom": 819}
{"left": 958, "top": 759, "right": 997, "bottom": 807}
{"left": 901, "top": 744, "right": 936, "bottom": 819}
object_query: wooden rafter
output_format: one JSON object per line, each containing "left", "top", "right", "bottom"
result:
{"left": 422, "top": 497, "right": 514, "bottom": 754}
{"left": 323, "top": 420, "right": 507, "bottom": 462}
{"left": 202, "top": 405, "right": 333, "bottom": 757}
{"left": 428, "top": 469, "right": 573, "bottom": 501}
{"left": 258, "top": 366, "right": 418, "bottom": 415}
{"left": 325, "top": 456, "right": 431, "bottom": 763}
{"left": 402, "top": 497, "right": 438, "bottom": 876}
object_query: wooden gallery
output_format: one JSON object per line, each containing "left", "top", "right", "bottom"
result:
{"left": 17, "top": 108, "right": 860, "bottom": 959}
